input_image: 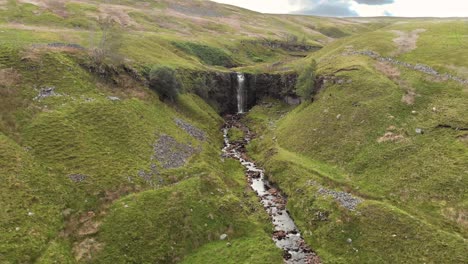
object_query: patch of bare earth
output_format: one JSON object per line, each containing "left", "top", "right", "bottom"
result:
{"left": 61, "top": 186, "right": 137, "bottom": 261}
{"left": 447, "top": 64, "right": 468, "bottom": 79}
{"left": 73, "top": 238, "right": 103, "bottom": 262}
{"left": 1, "top": 23, "right": 88, "bottom": 32}
{"left": 0, "top": 68, "right": 21, "bottom": 88}
{"left": 98, "top": 4, "right": 140, "bottom": 28}
{"left": 375, "top": 61, "right": 400, "bottom": 80}
{"left": 374, "top": 61, "right": 417, "bottom": 105}
{"left": 442, "top": 208, "right": 468, "bottom": 230}
{"left": 378, "top": 126, "right": 406, "bottom": 143}
{"left": 401, "top": 88, "right": 417, "bottom": 105}
{"left": 458, "top": 134, "right": 468, "bottom": 143}
{"left": 0, "top": 0, "right": 7, "bottom": 10}
{"left": 392, "top": 29, "right": 426, "bottom": 55}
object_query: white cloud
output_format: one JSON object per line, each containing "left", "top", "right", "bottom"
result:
{"left": 211, "top": 0, "right": 468, "bottom": 17}
{"left": 387, "top": 0, "right": 468, "bottom": 17}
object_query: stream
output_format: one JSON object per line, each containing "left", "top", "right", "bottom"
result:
{"left": 222, "top": 115, "right": 321, "bottom": 264}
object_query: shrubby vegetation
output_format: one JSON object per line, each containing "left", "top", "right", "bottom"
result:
{"left": 172, "top": 42, "right": 235, "bottom": 67}
{"left": 149, "top": 66, "right": 181, "bottom": 101}
{"left": 90, "top": 16, "right": 123, "bottom": 64}
{"left": 295, "top": 59, "right": 317, "bottom": 100}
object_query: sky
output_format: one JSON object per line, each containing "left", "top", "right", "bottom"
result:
{"left": 211, "top": 0, "right": 468, "bottom": 17}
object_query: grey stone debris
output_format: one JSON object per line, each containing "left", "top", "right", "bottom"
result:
{"left": 308, "top": 180, "right": 362, "bottom": 211}
{"left": 68, "top": 174, "right": 87, "bottom": 183}
{"left": 345, "top": 50, "right": 468, "bottom": 84}
{"left": 107, "top": 96, "right": 120, "bottom": 101}
{"left": 138, "top": 169, "right": 154, "bottom": 183}
{"left": 220, "top": 234, "right": 228, "bottom": 240}
{"left": 415, "top": 128, "right": 424, "bottom": 134}
{"left": 47, "top": 42, "right": 85, "bottom": 50}
{"left": 34, "top": 86, "right": 59, "bottom": 100}
{"left": 174, "top": 118, "right": 206, "bottom": 141}
{"left": 347, "top": 238, "right": 353, "bottom": 244}
{"left": 153, "top": 135, "right": 199, "bottom": 169}
{"left": 31, "top": 43, "right": 85, "bottom": 50}
{"left": 318, "top": 187, "right": 362, "bottom": 211}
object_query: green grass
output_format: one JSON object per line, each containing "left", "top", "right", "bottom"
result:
{"left": 0, "top": 133, "right": 65, "bottom": 263}
{"left": 1, "top": 1, "right": 467, "bottom": 263}
{"left": 172, "top": 41, "right": 235, "bottom": 67}
{"left": 181, "top": 235, "right": 283, "bottom": 264}
{"left": 227, "top": 127, "right": 244, "bottom": 142}
{"left": 0, "top": 41, "right": 284, "bottom": 263}
{"left": 244, "top": 29, "right": 468, "bottom": 261}
{"left": 95, "top": 158, "right": 280, "bottom": 263}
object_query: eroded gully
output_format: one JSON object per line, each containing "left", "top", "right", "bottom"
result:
{"left": 222, "top": 114, "right": 321, "bottom": 264}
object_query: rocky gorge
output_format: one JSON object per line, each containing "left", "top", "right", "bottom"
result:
{"left": 178, "top": 70, "right": 300, "bottom": 114}
{"left": 222, "top": 115, "right": 321, "bottom": 264}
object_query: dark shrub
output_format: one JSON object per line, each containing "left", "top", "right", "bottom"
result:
{"left": 172, "top": 42, "right": 235, "bottom": 67}
{"left": 149, "top": 67, "right": 181, "bottom": 101}
{"left": 296, "top": 60, "right": 317, "bottom": 101}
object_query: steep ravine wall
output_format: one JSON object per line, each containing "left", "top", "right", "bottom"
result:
{"left": 80, "top": 64, "right": 300, "bottom": 114}
{"left": 179, "top": 70, "right": 300, "bottom": 114}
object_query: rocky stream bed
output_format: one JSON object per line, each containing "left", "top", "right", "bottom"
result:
{"left": 222, "top": 115, "right": 321, "bottom": 264}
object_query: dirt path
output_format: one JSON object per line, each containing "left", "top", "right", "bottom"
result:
{"left": 391, "top": 29, "right": 426, "bottom": 55}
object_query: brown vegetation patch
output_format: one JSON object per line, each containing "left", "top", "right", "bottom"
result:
{"left": 0, "top": 68, "right": 21, "bottom": 88}
{"left": 375, "top": 61, "right": 400, "bottom": 80}
{"left": 447, "top": 64, "right": 468, "bottom": 79}
{"left": 442, "top": 207, "right": 468, "bottom": 230}
{"left": 98, "top": 4, "right": 139, "bottom": 28}
{"left": 392, "top": 29, "right": 426, "bottom": 55}
{"left": 73, "top": 238, "right": 103, "bottom": 262}
{"left": 458, "top": 134, "right": 468, "bottom": 143}
{"left": 21, "top": 45, "right": 83, "bottom": 63}
{"left": 61, "top": 185, "right": 137, "bottom": 261}
{"left": 0, "top": 0, "right": 7, "bottom": 10}
{"left": 61, "top": 185, "right": 136, "bottom": 235}
{"left": 378, "top": 132, "right": 405, "bottom": 143}
{"left": 401, "top": 89, "right": 417, "bottom": 105}
{"left": 377, "top": 126, "right": 406, "bottom": 143}
{"left": 374, "top": 61, "right": 417, "bottom": 105}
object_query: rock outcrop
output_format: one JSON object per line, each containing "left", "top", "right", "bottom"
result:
{"left": 180, "top": 70, "right": 299, "bottom": 114}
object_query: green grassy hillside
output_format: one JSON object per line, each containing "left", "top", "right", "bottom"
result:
{"left": 1, "top": 0, "right": 467, "bottom": 263}
{"left": 245, "top": 19, "right": 468, "bottom": 263}
{"left": 0, "top": 42, "right": 281, "bottom": 263}
{"left": 0, "top": 0, "right": 395, "bottom": 70}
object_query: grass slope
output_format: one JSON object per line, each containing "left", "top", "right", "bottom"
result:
{"left": 1, "top": 0, "right": 467, "bottom": 263}
{"left": 0, "top": 42, "right": 280, "bottom": 263}
{"left": 245, "top": 19, "right": 468, "bottom": 263}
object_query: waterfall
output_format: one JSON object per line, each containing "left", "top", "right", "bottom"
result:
{"left": 237, "top": 73, "right": 245, "bottom": 113}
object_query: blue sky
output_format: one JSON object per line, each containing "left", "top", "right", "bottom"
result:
{"left": 211, "top": 0, "right": 468, "bottom": 17}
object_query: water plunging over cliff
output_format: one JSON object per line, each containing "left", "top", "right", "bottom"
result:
{"left": 237, "top": 73, "right": 245, "bottom": 113}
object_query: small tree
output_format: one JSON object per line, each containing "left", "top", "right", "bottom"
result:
{"left": 149, "top": 67, "right": 181, "bottom": 102}
{"left": 295, "top": 60, "right": 317, "bottom": 101}
{"left": 284, "top": 33, "right": 299, "bottom": 44}
{"left": 90, "top": 16, "right": 123, "bottom": 64}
